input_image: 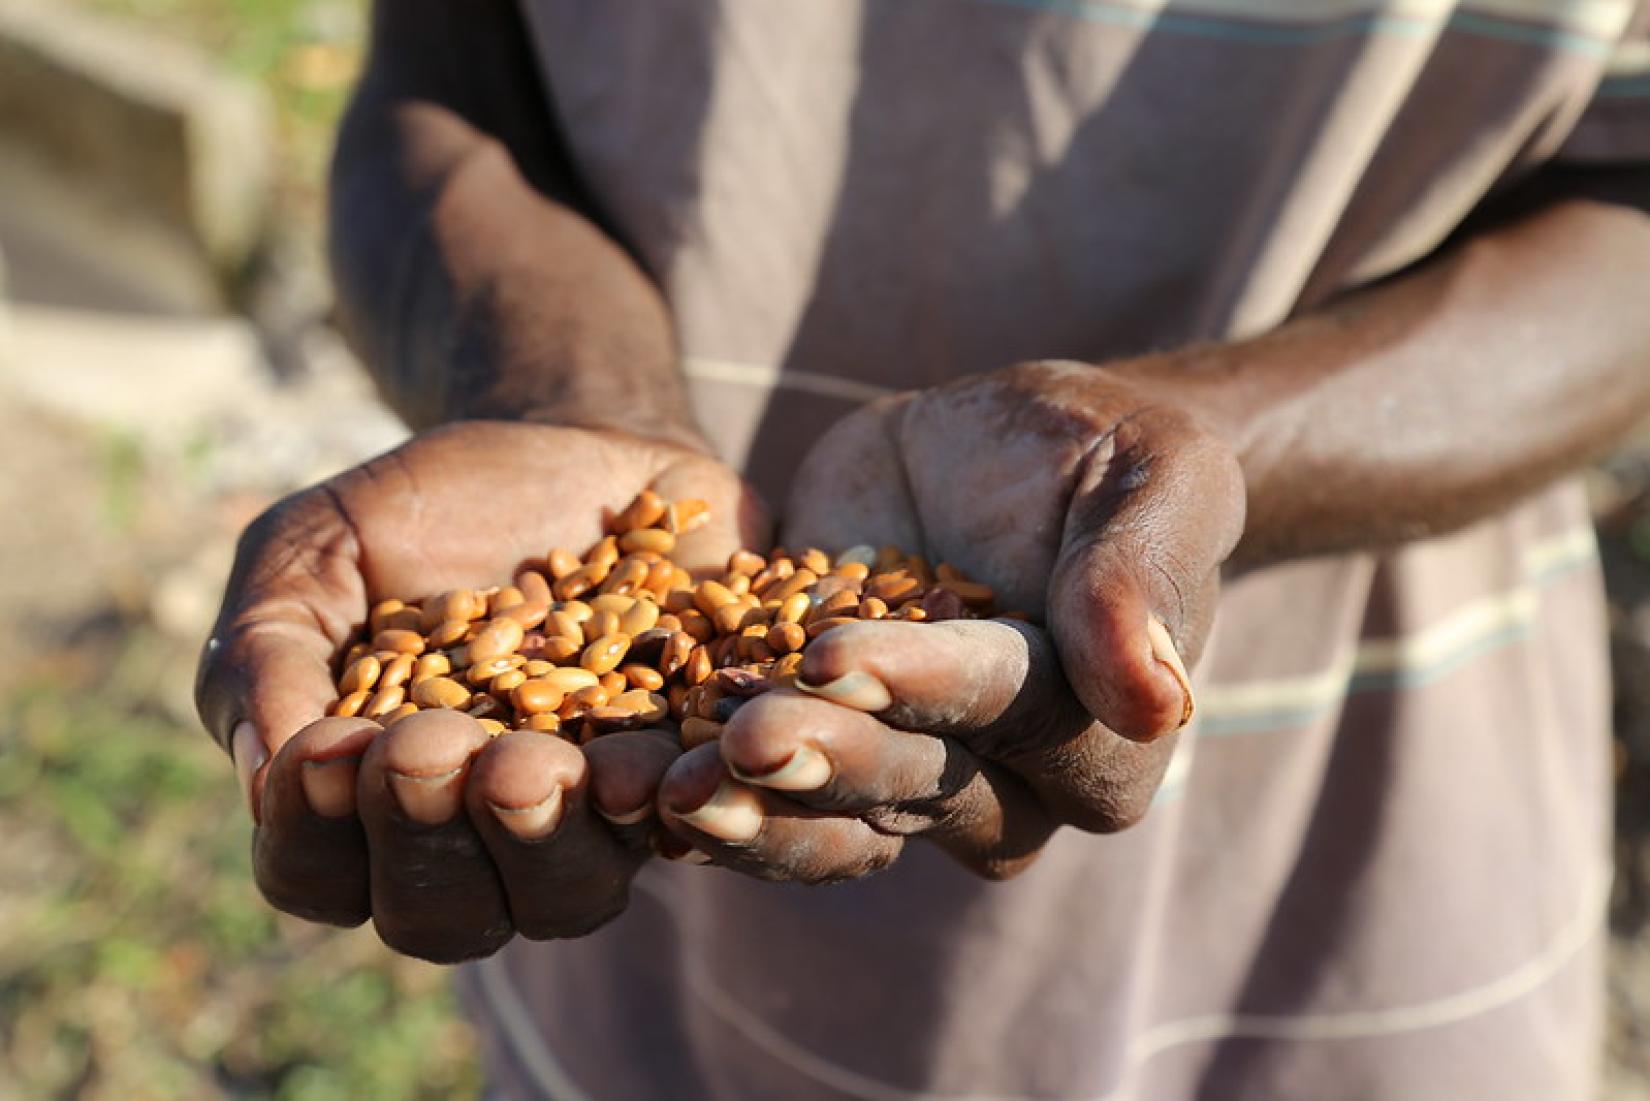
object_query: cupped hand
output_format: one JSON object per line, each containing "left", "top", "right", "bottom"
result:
{"left": 196, "top": 420, "right": 766, "bottom": 961}
{"left": 656, "top": 360, "right": 1244, "bottom": 880}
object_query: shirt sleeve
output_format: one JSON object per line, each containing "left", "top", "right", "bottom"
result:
{"left": 1557, "top": 4, "right": 1650, "bottom": 163}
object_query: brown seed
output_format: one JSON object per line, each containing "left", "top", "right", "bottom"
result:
{"left": 775, "top": 592, "right": 811, "bottom": 625}
{"left": 521, "top": 713, "right": 563, "bottom": 735}
{"left": 368, "top": 599, "right": 407, "bottom": 635}
{"left": 491, "top": 668, "right": 527, "bottom": 694}
{"left": 544, "top": 667, "right": 601, "bottom": 694}
{"left": 467, "top": 617, "right": 526, "bottom": 664}
{"left": 580, "top": 633, "right": 631, "bottom": 675}
{"left": 477, "top": 718, "right": 507, "bottom": 736}
{"left": 412, "top": 676, "right": 471, "bottom": 709}
{"left": 338, "top": 654, "right": 381, "bottom": 694}
{"left": 866, "top": 574, "right": 921, "bottom": 605}
{"left": 937, "top": 579, "right": 996, "bottom": 607}
{"left": 583, "top": 610, "right": 620, "bottom": 645}
{"left": 722, "top": 573, "right": 752, "bottom": 597}
{"left": 613, "top": 489, "right": 667, "bottom": 532}
{"left": 622, "top": 664, "right": 666, "bottom": 692}
{"left": 601, "top": 557, "right": 650, "bottom": 596}
{"left": 365, "top": 683, "right": 406, "bottom": 719}
{"left": 677, "top": 609, "right": 715, "bottom": 643}
{"left": 800, "top": 548, "right": 831, "bottom": 575}
{"left": 644, "top": 559, "right": 677, "bottom": 598}
{"left": 331, "top": 689, "right": 370, "bottom": 718}
{"left": 767, "top": 569, "right": 819, "bottom": 603}
{"left": 876, "top": 545, "right": 905, "bottom": 571}
{"left": 897, "top": 605, "right": 930, "bottom": 621}
{"left": 662, "top": 588, "right": 696, "bottom": 615}
{"left": 373, "top": 628, "right": 425, "bottom": 655}
{"left": 585, "top": 705, "right": 646, "bottom": 732}
{"left": 680, "top": 716, "right": 722, "bottom": 749}
{"left": 694, "top": 580, "right": 737, "bottom": 616}
{"left": 428, "top": 619, "right": 471, "bottom": 648}
{"left": 540, "top": 636, "right": 583, "bottom": 663}
{"left": 467, "top": 656, "right": 518, "bottom": 686}
{"left": 501, "top": 601, "right": 550, "bottom": 630}
{"left": 664, "top": 498, "right": 710, "bottom": 534}
{"left": 619, "top": 527, "right": 677, "bottom": 556}
{"left": 598, "top": 670, "right": 627, "bottom": 697}
{"left": 586, "top": 593, "right": 635, "bottom": 616}
{"left": 728, "top": 549, "right": 766, "bottom": 576}
{"left": 546, "top": 610, "right": 585, "bottom": 645}
{"left": 859, "top": 596, "right": 889, "bottom": 620}
{"left": 766, "top": 621, "right": 806, "bottom": 654}
{"left": 619, "top": 600, "right": 660, "bottom": 637}
{"left": 547, "top": 547, "right": 581, "bottom": 580}
{"left": 612, "top": 689, "right": 670, "bottom": 723}
{"left": 712, "top": 601, "right": 755, "bottom": 635}
{"left": 560, "top": 685, "right": 610, "bottom": 717}
{"left": 490, "top": 586, "right": 526, "bottom": 615}
{"left": 379, "top": 653, "right": 416, "bottom": 689}
{"left": 806, "top": 616, "right": 859, "bottom": 638}
{"left": 684, "top": 644, "right": 713, "bottom": 685}
{"left": 809, "top": 590, "right": 859, "bottom": 623}
{"left": 833, "top": 561, "right": 871, "bottom": 583}
{"left": 771, "top": 652, "right": 804, "bottom": 685}
{"left": 512, "top": 679, "right": 566, "bottom": 715}
{"left": 656, "top": 613, "right": 683, "bottom": 633}
{"left": 433, "top": 588, "right": 485, "bottom": 624}
{"left": 554, "top": 562, "right": 608, "bottom": 601}
{"left": 342, "top": 641, "right": 373, "bottom": 668}
{"left": 515, "top": 570, "right": 553, "bottom": 606}
{"left": 523, "top": 659, "right": 555, "bottom": 677}
{"left": 659, "top": 631, "right": 695, "bottom": 677}
{"left": 559, "top": 600, "right": 594, "bottom": 623}
{"left": 381, "top": 607, "right": 424, "bottom": 633}
{"left": 468, "top": 695, "right": 506, "bottom": 721}
{"left": 586, "top": 536, "right": 621, "bottom": 571}
{"left": 412, "top": 652, "right": 451, "bottom": 683}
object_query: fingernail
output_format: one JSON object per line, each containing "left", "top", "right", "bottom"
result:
{"left": 231, "top": 721, "right": 268, "bottom": 822}
{"left": 1146, "top": 616, "right": 1195, "bottom": 730}
{"left": 301, "top": 758, "right": 360, "bottom": 819}
{"left": 794, "top": 670, "right": 892, "bottom": 713}
{"left": 490, "top": 787, "right": 563, "bottom": 841}
{"left": 597, "top": 803, "right": 651, "bottom": 827}
{"left": 673, "top": 780, "right": 763, "bottom": 842}
{"left": 730, "top": 744, "right": 833, "bottom": 792}
{"left": 389, "top": 765, "right": 467, "bottom": 825}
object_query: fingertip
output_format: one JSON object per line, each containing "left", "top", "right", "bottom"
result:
{"left": 231, "top": 721, "right": 268, "bottom": 822}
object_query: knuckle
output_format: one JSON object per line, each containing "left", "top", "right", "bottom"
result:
{"left": 375, "top": 916, "right": 512, "bottom": 964}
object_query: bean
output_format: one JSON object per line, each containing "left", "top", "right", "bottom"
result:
{"left": 728, "top": 549, "right": 766, "bottom": 576}
{"left": 547, "top": 548, "right": 581, "bottom": 580}
{"left": 799, "top": 548, "right": 831, "bottom": 575}
{"left": 766, "top": 621, "right": 805, "bottom": 654}
{"left": 599, "top": 670, "right": 628, "bottom": 697}
{"left": 543, "top": 667, "right": 601, "bottom": 694}
{"left": 368, "top": 599, "right": 407, "bottom": 635}
{"left": 684, "top": 645, "right": 713, "bottom": 686}
{"left": 428, "top": 619, "right": 471, "bottom": 648}
{"left": 611, "top": 690, "right": 670, "bottom": 723}
{"left": 806, "top": 616, "right": 859, "bottom": 638}
{"left": 866, "top": 574, "right": 920, "bottom": 605}
{"left": 601, "top": 557, "right": 650, "bottom": 596}
{"left": 468, "top": 618, "right": 525, "bottom": 664}
{"left": 373, "top": 628, "right": 425, "bottom": 655}
{"left": 619, "top": 599, "right": 660, "bottom": 637}
{"left": 584, "top": 609, "right": 622, "bottom": 644}
{"left": 492, "top": 668, "right": 527, "bottom": 694}
{"left": 613, "top": 489, "right": 666, "bottom": 532}
{"left": 620, "top": 528, "right": 676, "bottom": 556}
{"left": 501, "top": 601, "right": 550, "bottom": 630}
{"left": 381, "top": 702, "right": 420, "bottom": 726}
{"left": 477, "top": 718, "right": 508, "bottom": 736}
{"left": 937, "top": 579, "right": 996, "bottom": 607}
{"left": 467, "top": 656, "right": 517, "bottom": 686}
{"left": 380, "top": 653, "right": 416, "bottom": 689}
{"left": 490, "top": 586, "right": 526, "bottom": 615}
{"left": 515, "top": 570, "right": 553, "bottom": 606}
{"left": 859, "top": 596, "right": 889, "bottom": 620}
{"left": 580, "top": 633, "right": 631, "bottom": 675}
{"left": 659, "top": 631, "right": 694, "bottom": 678}
{"left": 521, "top": 713, "right": 563, "bottom": 735}
{"left": 677, "top": 609, "right": 715, "bottom": 643}
{"left": 413, "top": 652, "right": 451, "bottom": 683}
{"left": 664, "top": 498, "right": 710, "bottom": 534}
{"left": 332, "top": 689, "right": 370, "bottom": 718}
{"left": 622, "top": 664, "right": 666, "bottom": 692}
{"left": 365, "top": 684, "right": 406, "bottom": 719}
{"left": 338, "top": 654, "right": 381, "bottom": 694}
{"left": 539, "top": 636, "right": 583, "bottom": 663}
{"left": 586, "top": 536, "right": 620, "bottom": 571}
{"left": 694, "top": 580, "right": 737, "bottom": 616}
{"left": 554, "top": 562, "right": 607, "bottom": 601}
{"left": 523, "top": 659, "right": 555, "bottom": 677}
{"left": 412, "top": 676, "right": 471, "bottom": 709}
{"left": 512, "top": 679, "right": 565, "bottom": 715}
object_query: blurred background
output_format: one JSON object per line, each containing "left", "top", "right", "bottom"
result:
{"left": 2, "top": 1, "right": 1650, "bottom": 1097}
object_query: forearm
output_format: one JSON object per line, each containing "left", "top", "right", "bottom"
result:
{"left": 328, "top": 0, "right": 704, "bottom": 449}
{"left": 1128, "top": 196, "right": 1650, "bottom": 564}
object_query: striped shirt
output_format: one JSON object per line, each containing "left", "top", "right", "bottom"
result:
{"left": 457, "top": 1, "right": 1650, "bottom": 1097}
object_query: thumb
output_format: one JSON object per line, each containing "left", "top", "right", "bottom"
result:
{"left": 1048, "top": 408, "right": 1244, "bottom": 742}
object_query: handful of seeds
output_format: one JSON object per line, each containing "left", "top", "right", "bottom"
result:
{"left": 327, "top": 491, "right": 1002, "bottom": 747}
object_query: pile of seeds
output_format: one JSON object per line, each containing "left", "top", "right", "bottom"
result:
{"left": 327, "top": 491, "right": 1000, "bottom": 747}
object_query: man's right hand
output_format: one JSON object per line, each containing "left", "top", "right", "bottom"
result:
{"left": 196, "top": 420, "right": 766, "bottom": 962}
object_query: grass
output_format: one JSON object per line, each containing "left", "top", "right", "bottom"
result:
{"left": 0, "top": 627, "right": 480, "bottom": 1099}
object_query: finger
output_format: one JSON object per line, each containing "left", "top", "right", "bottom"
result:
{"left": 793, "top": 618, "right": 1175, "bottom": 834}
{"left": 1050, "top": 405, "right": 1245, "bottom": 741}
{"left": 717, "top": 691, "right": 1055, "bottom": 876}
{"left": 356, "top": 711, "right": 513, "bottom": 963}
{"left": 196, "top": 495, "right": 365, "bottom": 816}
{"left": 657, "top": 744, "right": 905, "bottom": 884}
{"left": 465, "top": 732, "right": 648, "bottom": 940}
{"left": 580, "top": 728, "right": 683, "bottom": 837}
{"left": 650, "top": 454, "right": 773, "bottom": 572}
{"left": 251, "top": 717, "right": 378, "bottom": 926}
